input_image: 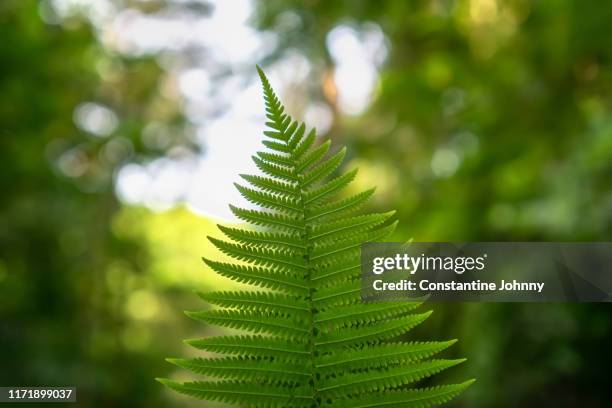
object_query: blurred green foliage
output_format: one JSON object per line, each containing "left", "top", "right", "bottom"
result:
{"left": 0, "top": 1, "right": 195, "bottom": 406}
{"left": 1, "top": 0, "right": 611, "bottom": 407}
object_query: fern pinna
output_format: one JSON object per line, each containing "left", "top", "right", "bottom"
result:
{"left": 158, "top": 67, "right": 473, "bottom": 407}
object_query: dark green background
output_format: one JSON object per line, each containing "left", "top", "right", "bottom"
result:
{"left": 1, "top": 0, "right": 611, "bottom": 406}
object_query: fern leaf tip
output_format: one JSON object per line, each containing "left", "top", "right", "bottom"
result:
{"left": 155, "top": 377, "right": 177, "bottom": 387}
{"left": 184, "top": 310, "right": 199, "bottom": 320}
{"left": 256, "top": 64, "right": 265, "bottom": 79}
{"left": 458, "top": 378, "right": 477, "bottom": 391}
{"left": 447, "top": 338, "right": 459, "bottom": 346}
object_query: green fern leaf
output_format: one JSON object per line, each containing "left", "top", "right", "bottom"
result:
{"left": 185, "top": 309, "right": 309, "bottom": 339}
{"left": 185, "top": 335, "right": 310, "bottom": 360}
{"left": 306, "top": 188, "right": 376, "bottom": 222}
{"left": 315, "top": 340, "right": 458, "bottom": 372}
{"left": 198, "top": 291, "right": 310, "bottom": 316}
{"left": 328, "top": 380, "right": 476, "bottom": 408}
{"left": 159, "top": 67, "right": 473, "bottom": 407}
{"left": 239, "top": 174, "right": 299, "bottom": 196}
{"left": 292, "top": 128, "right": 317, "bottom": 160}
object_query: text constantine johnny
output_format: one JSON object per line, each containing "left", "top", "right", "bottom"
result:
{"left": 373, "top": 279, "right": 545, "bottom": 293}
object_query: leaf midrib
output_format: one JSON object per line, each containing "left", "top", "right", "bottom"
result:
{"left": 287, "top": 125, "right": 320, "bottom": 405}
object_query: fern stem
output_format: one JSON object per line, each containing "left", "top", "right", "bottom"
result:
{"left": 294, "top": 129, "right": 320, "bottom": 407}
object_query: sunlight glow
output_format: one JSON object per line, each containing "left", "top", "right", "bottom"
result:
{"left": 431, "top": 148, "right": 461, "bottom": 178}
{"left": 46, "top": 0, "right": 372, "bottom": 221}
{"left": 73, "top": 102, "right": 118, "bottom": 137}
{"left": 326, "top": 23, "right": 388, "bottom": 115}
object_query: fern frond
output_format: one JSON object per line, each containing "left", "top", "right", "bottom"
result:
{"left": 185, "top": 335, "right": 310, "bottom": 360}
{"left": 157, "top": 379, "right": 313, "bottom": 408}
{"left": 309, "top": 211, "right": 395, "bottom": 241}
{"left": 202, "top": 258, "right": 309, "bottom": 295}
{"left": 301, "top": 147, "right": 346, "bottom": 187}
{"left": 167, "top": 356, "right": 311, "bottom": 383}
{"left": 292, "top": 128, "right": 317, "bottom": 160}
{"left": 310, "top": 221, "right": 398, "bottom": 261}
{"left": 315, "top": 340, "right": 458, "bottom": 372}
{"left": 252, "top": 156, "right": 298, "bottom": 183}
{"left": 160, "top": 67, "right": 472, "bottom": 407}
{"left": 208, "top": 237, "right": 308, "bottom": 271}
{"left": 313, "top": 280, "right": 362, "bottom": 308}
{"left": 257, "top": 150, "right": 294, "bottom": 167}
{"left": 306, "top": 188, "right": 375, "bottom": 222}
{"left": 315, "top": 312, "right": 433, "bottom": 350}
{"left": 263, "top": 139, "right": 292, "bottom": 154}
{"left": 186, "top": 309, "right": 310, "bottom": 339}
{"left": 234, "top": 183, "right": 301, "bottom": 213}
{"left": 304, "top": 168, "right": 358, "bottom": 205}
{"left": 198, "top": 291, "right": 309, "bottom": 316}
{"left": 230, "top": 205, "right": 305, "bottom": 232}
{"left": 240, "top": 174, "right": 299, "bottom": 197}
{"left": 328, "top": 380, "right": 476, "bottom": 408}
{"left": 296, "top": 139, "right": 330, "bottom": 172}
{"left": 310, "top": 258, "right": 361, "bottom": 287}
{"left": 318, "top": 359, "right": 466, "bottom": 399}
{"left": 217, "top": 225, "right": 306, "bottom": 251}
{"left": 314, "top": 302, "right": 423, "bottom": 329}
